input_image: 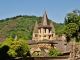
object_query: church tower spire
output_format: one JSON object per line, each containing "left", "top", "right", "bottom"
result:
{"left": 33, "top": 21, "right": 38, "bottom": 33}
{"left": 50, "top": 21, "right": 55, "bottom": 33}
{"left": 40, "top": 10, "right": 50, "bottom": 27}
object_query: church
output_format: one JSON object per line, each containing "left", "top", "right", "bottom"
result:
{"left": 32, "top": 10, "right": 56, "bottom": 48}
{"left": 27, "top": 10, "right": 72, "bottom": 54}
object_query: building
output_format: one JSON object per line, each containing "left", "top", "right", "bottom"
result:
{"left": 27, "top": 10, "right": 72, "bottom": 55}
{"left": 32, "top": 10, "right": 56, "bottom": 48}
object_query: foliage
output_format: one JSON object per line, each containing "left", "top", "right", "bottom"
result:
{"left": 64, "top": 9, "right": 80, "bottom": 41}
{"left": 40, "top": 51, "right": 45, "bottom": 54}
{"left": 0, "top": 15, "right": 64, "bottom": 40}
{"left": 48, "top": 49, "right": 63, "bottom": 56}
{"left": 0, "top": 38, "right": 31, "bottom": 59}
{"left": 0, "top": 43, "right": 2, "bottom": 46}
{"left": 64, "top": 23, "right": 79, "bottom": 37}
{"left": 56, "top": 30, "right": 64, "bottom": 37}
{"left": 32, "top": 53, "right": 39, "bottom": 56}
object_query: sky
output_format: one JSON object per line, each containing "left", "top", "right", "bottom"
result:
{"left": 0, "top": 0, "right": 80, "bottom": 23}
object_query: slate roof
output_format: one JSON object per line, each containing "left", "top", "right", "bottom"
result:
{"left": 26, "top": 40, "right": 37, "bottom": 45}
{"left": 34, "top": 47, "right": 41, "bottom": 52}
{"left": 40, "top": 47, "right": 46, "bottom": 52}
{"left": 50, "top": 21, "right": 55, "bottom": 33}
{"left": 39, "top": 10, "right": 51, "bottom": 28}
{"left": 33, "top": 21, "right": 38, "bottom": 33}
{"left": 37, "top": 40, "right": 54, "bottom": 44}
{"left": 26, "top": 40, "right": 58, "bottom": 45}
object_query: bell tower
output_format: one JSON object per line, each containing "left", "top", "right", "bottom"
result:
{"left": 32, "top": 10, "right": 56, "bottom": 41}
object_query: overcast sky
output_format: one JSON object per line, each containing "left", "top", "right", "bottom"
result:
{"left": 0, "top": 0, "right": 80, "bottom": 23}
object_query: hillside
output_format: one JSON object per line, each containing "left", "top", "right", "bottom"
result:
{"left": 0, "top": 15, "right": 64, "bottom": 40}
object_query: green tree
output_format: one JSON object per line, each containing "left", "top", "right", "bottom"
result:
{"left": 64, "top": 9, "right": 80, "bottom": 41}
{"left": 64, "top": 9, "right": 80, "bottom": 25}
{"left": 0, "top": 38, "right": 31, "bottom": 59}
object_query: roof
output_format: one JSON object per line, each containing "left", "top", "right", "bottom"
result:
{"left": 50, "top": 21, "right": 55, "bottom": 33}
{"left": 26, "top": 40, "right": 37, "bottom": 45}
{"left": 39, "top": 10, "right": 51, "bottom": 28}
{"left": 37, "top": 40, "right": 53, "bottom": 44}
{"left": 34, "top": 47, "right": 41, "bottom": 52}
{"left": 33, "top": 21, "right": 38, "bottom": 33}
{"left": 40, "top": 47, "right": 46, "bottom": 52}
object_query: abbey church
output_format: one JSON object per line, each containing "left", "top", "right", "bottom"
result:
{"left": 32, "top": 10, "right": 56, "bottom": 41}
{"left": 32, "top": 10, "right": 56, "bottom": 48}
{"left": 27, "top": 10, "right": 72, "bottom": 54}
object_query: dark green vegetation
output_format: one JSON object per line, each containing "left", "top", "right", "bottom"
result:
{"left": 0, "top": 15, "right": 64, "bottom": 40}
{"left": 48, "top": 49, "right": 63, "bottom": 56}
{"left": 63, "top": 9, "right": 80, "bottom": 42}
{"left": 0, "top": 38, "right": 31, "bottom": 60}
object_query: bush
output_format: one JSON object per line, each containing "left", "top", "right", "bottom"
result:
{"left": 40, "top": 51, "right": 45, "bottom": 54}
{"left": 0, "top": 38, "right": 31, "bottom": 59}
{"left": 57, "top": 52, "right": 63, "bottom": 56}
{"left": 32, "top": 53, "right": 38, "bottom": 56}
{"left": 48, "top": 49, "right": 63, "bottom": 56}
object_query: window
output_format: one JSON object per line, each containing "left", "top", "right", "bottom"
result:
{"left": 40, "top": 29, "right": 41, "bottom": 33}
{"left": 35, "top": 34, "right": 38, "bottom": 37}
{"left": 49, "top": 36, "right": 51, "bottom": 39}
{"left": 45, "top": 29, "right": 46, "bottom": 33}
{"left": 49, "top": 29, "right": 50, "bottom": 33}
{"left": 52, "top": 34, "right": 53, "bottom": 37}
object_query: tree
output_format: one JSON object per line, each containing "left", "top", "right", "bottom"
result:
{"left": 0, "top": 38, "right": 31, "bottom": 59}
{"left": 64, "top": 23, "right": 79, "bottom": 37}
{"left": 64, "top": 9, "right": 80, "bottom": 41}
{"left": 64, "top": 9, "right": 80, "bottom": 25}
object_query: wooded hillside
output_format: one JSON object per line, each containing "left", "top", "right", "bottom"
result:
{"left": 0, "top": 15, "right": 64, "bottom": 40}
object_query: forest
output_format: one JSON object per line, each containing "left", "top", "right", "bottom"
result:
{"left": 0, "top": 15, "right": 64, "bottom": 40}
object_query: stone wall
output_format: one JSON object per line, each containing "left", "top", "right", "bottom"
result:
{"left": 12, "top": 56, "right": 70, "bottom": 60}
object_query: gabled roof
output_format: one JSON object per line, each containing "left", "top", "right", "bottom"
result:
{"left": 50, "top": 21, "right": 55, "bottom": 33}
{"left": 33, "top": 21, "right": 38, "bottom": 33}
{"left": 34, "top": 47, "right": 41, "bottom": 52}
{"left": 26, "top": 40, "right": 37, "bottom": 45}
{"left": 39, "top": 10, "right": 51, "bottom": 28}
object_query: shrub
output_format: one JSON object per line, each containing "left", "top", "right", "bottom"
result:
{"left": 40, "top": 51, "right": 45, "bottom": 54}
{"left": 32, "top": 53, "right": 38, "bottom": 56}
{"left": 48, "top": 49, "right": 63, "bottom": 56}
{"left": 0, "top": 38, "right": 31, "bottom": 59}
